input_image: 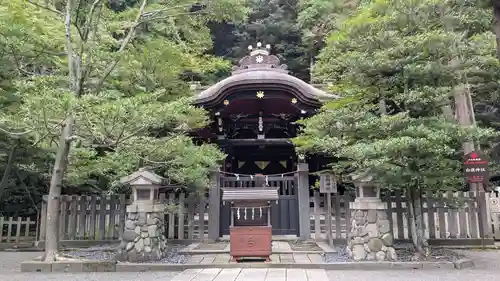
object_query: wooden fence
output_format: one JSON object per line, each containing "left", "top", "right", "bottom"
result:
{"left": 0, "top": 217, "right": 37, "bottom": 243}
{"left": 39, "top": 195, "right": 128, "bottom": 241}
{"left": 39, "top": 193, "right": 210, "bottom": 241}
{"left": 310, "top": 191, "right": 492, "bottom": 245}
{"left": 487, "top": 192, "right": 500, "bottom": 240}
{"left": 39, "top": 191, "right": 493, "bottom": 245}
{"left": 163, "top": 192, "right": 210, "bottom": 240}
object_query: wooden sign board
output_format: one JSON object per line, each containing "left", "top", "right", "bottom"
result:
{"left": 463, "top": 151, "right": 489, "bottom": 184}
{"left": 320, "top": 172, "right": 337, "bottom": 194}
{"left": 490, "top": 197, "right": 500, "bottom": 213}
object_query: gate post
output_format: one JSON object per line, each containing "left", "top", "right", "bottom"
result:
{"left": 297, "top": 163, "right": 311, "bottom": 240}
{"left": 208, "top": 171, "right": 221, "bottom": 241}
{"left": 478, "top": 191, "right": 493, "bottom": 244}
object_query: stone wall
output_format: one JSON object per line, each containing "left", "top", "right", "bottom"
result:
{"left": 116, "top": 211, "right": 167, "bottom": 262}
{"left": 346, "top": 208, "right": 397, "bottom": 261}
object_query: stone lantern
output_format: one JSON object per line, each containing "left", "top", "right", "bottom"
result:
{"left": 115, "top": 168, "right": 168, "bottom": 262}
{"left": 319, "top": 171, "right": 337, "bottom": 194}
{"left": 352, "top": 172, "right": 380, "bottom": 205}
{"left": 125, "top": 169, "right": 163, "bottom": 207}
{"left": 346, "top": 170, "right": 397, "bottom": 261}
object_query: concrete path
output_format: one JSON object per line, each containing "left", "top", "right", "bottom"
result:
{"left": 188, "top": 253, "right": 324, "bottom": 264}
{"left": 186, "top": 240, "right": 326, "bottom": 265}
{"left": 3, "top": 267, "right": 500, "bottom": 281}
{"left": 171, "top": 268, "right": 329, "bottom": 281}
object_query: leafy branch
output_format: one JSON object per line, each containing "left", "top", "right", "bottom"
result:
{"left": 25, "top": 0, "right": 63, "bottom": 16}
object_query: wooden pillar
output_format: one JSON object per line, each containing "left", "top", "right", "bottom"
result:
{"left": 208, "top": 171, "right": 221, "bottom": 241}
{"left": 478, "top": 191, "right": 493, "bottom": 242}
{"left": 297, "top": 162, "right": 311, "bottom": 240}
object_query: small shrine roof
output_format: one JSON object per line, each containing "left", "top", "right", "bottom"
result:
{"left": 222, "top": 188, "right": 279, "bottom": 202}
{"left": 120, "top": 168, "right": 164, "bottom": 185}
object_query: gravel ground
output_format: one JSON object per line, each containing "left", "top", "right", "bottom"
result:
{"left": 323, "top": 243, "right": 465, "bottom": 263}
{"left": 65, "top": 243, "right": 191, "bottom": 264}
{"left": 64, "top": 242, "right": 466, "bottom": 264}
{"left": 64, "top": 245, "right": 117, "bottom": 261}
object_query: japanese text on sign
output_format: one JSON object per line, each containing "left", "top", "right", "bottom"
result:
{"left": 463, "top": 151, "right": 489, "bottom": 184}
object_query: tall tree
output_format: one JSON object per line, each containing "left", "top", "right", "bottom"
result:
{"left": 0, "top": 0, "right": 67, "bottom": 217}
{"left": 296, "top": 0, "right": 359, "bottom": 74}
{"left": 478, "top": 0, "right": 500, "bottom": 60}
{"left": 295, "top": 0, "right": 499, "bottom": 256}
{"left": 1, "top": 0, "right": 246, "bottom": 261}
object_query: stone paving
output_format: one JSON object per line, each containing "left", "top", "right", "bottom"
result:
{"left": 171, "top": 268, "right": 329, "bottom": 281}
{"left": 188, "top": 253, "right": 325, "bottom": 264}
{"left": 183, "top": 241, "right": 326, "bottom": 265}
{"left": 192, "top": 241, "right": 324, "bottom": 253}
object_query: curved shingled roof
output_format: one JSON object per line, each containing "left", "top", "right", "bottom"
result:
{"left": 192, "top": 43, "right": 339, "bottom": 107}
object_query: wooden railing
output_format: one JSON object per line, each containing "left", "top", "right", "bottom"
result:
{"left": 310, "top": 191, "right": 491, "bottom": 244}
{"left": 37, "top": 190, "right": 493, "bottom": 245}
{"left": 39, "top": 193, "right": 210, "bottom": 241}
{"left": 220, "top": 176, "right": 296, "bottom": 195}
{"left": 0, "top": 217, "right": 37, "bottom": 243}
{"left": 39, "top": 195, "right": 128, "bottom": 241}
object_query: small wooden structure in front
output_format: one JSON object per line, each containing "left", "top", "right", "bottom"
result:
{"left": 222, "top": 185, "right": 279, "bottom": 262}
{"left": 319, "top": 171, "right": 337, "bottom": 246}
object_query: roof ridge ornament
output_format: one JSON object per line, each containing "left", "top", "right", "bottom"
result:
{"left": 233, "top": 42, "right": 288, "bottom": 74}
{"left": 248, "top": 42, "right": 272, "bottom": 56}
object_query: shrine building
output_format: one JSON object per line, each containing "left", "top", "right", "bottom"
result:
{"left": 190, "top": 42, "right": 338, "bottom": 239}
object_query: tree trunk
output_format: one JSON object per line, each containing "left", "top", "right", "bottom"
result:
{"left": 39, "top": 0, "right": 145, "bottom": 261}
{"left": 407, "top": 189, "right": 420, "bottom": 253}
{"left": 42, "top": 115, "right": 73, "bottom": 262}
{"left": 453, "top": 84, "right": 485, "bottom": 191}
{"left": 40, "top": 0, "right": 77, "bottom": 262}
{"left": 413, "top": 188, "right": 429, "bottom": 257}
{"left": 0, "top": 143, "right": 17, "bottom": 202}
{"left": 493, "top": 3, "right": 500, "bottom": 61}
{"left": 406, "top": 187, "right": 428, "bottom": 258}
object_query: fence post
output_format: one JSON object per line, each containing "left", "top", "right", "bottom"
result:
{"left": 297, "top": 162, "right": 310, "bottom": 240}
{"left": 478, "top": 191, "right": 493, "bottom": 242}
{"left": 208, "top": 171, "right": 221, "bottom": 241}
{"left": 313, "top": 191, "right": 321, "bottom": 240}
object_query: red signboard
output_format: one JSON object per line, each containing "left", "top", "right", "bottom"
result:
{"left": 463, "top": 151, "right": 489, "bottom": 184}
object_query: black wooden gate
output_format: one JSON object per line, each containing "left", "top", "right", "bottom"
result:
{"left": 219, "top": 175, "right": 299, "bottom": 236}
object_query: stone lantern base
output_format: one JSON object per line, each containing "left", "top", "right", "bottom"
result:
{"left": 115, "top": 206, "right": 167, "bottom": 262}
{"left": 346, "top": 200, "right": 397, "bottom": 261}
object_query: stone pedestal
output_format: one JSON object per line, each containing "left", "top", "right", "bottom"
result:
{"left": 346, "top": 198, "right": 397, "bottom": 261}
{"left": 115, "top": 204, "right": 167, "bottom": 262}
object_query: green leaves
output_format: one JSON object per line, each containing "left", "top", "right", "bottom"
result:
{"left": 296, "top": 0, "right": 500, "bottom": 192}
{"left": 297, "top": 0, "right": 353, "bottom": 43}
{"left": 0, "top": 0, "right": 244, "bottom": 194}
{"left": 67, "top": 135, "right": 225, "bottom": 191}
{"left": 0, "top": 0, "right": 66, "bottom": 92}
{"left": 74, "top": 92, "right": 208, "bottom": 144}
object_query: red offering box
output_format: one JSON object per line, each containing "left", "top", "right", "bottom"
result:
{"left": 230, "top": 226, "right": 272, "bottom": 260}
